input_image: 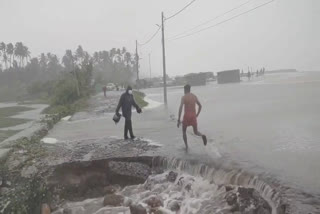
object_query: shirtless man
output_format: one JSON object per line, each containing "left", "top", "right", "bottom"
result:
{"left": 177, "top": 84, "right": 207, "bottom": 150}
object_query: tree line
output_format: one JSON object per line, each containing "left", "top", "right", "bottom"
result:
{"left": 0, "top": 42, "right": 137, "bottom": 84}
{"left": 0, "top": 42, "right": 137, "bottom": 102}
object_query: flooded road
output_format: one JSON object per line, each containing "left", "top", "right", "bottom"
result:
{"left": 47, "top": 71, "right": 320, "bottom": 213}
{"left": 142, "top": 72, "right": 320, "bottom": 194}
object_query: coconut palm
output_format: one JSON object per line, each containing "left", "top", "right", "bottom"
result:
{"left": 93, "top": 52, "right": 100, "bottom": 65}
{"left": 75, "top": 45, "right": 84, "bottom": 65}
{"left": 39, "top": 53, "right": 47, "bottom": 72}
{"left": 62, "top": 49, "right": 74, "bottom": 71}
{"left": 0, "top": 42, "right": 7, "bottom": 69}
{"left": 6, "top": 43, "right": 14, "bottom": 68}
{"left": 14, "top": 42, "right": 24, "bottom": 67}
{"left": 22, "top": 45, "right": 30, "bottom": 66}
{"left": 121, "top": 47, "right": 127, "bottom": 55}
{"left": 47, "top": 53, "right": 60, "bottom": 73}
{"left": 2, "top": 54, "right": 8, "bottom": 69}
{"left": 124, "top": 52, "right": 132, "bottom": 67}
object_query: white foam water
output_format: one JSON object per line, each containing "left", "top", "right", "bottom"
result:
{"left": 121, "top": 171, "right": 226, "bottom": 214}
{"left": 61, "top": 115, "right": 72, "bottom": 121}
{"left": 54, "top": 170, "right": 275, "bottom": 214}
{"left": 143, "top": 96, "right": 163, "bottom": 110}
{"left": 41, "top": 137, "right": 58, "bottom": 144}
{"left": 152, "top": 157, "right": 281, "bottom": 214}
{"left": 137, "top": 137, "right": 163, "bottom": 147}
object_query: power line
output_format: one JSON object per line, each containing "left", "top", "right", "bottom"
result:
{"left": 165, "top": 0, "right": 198, "bottom": 21}
{"left": 169, "top": 0, "right": 275, "bottom": 41}
{"left": 168, "top": 0, "right": 255, "bottom": 40}
{"left": 138, "top": 26, "right": 161, "bottom": 46}
{"left": 137, "top": 0, "right": 197, "bottom": 46}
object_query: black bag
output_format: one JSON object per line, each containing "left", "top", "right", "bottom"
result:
{"left": 113, "top": 113, "right": 121, "bottom": 124}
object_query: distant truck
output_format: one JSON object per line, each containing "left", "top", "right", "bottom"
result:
{"left": 217, "top": 69, "right": 241, "bottom": 84}
{"left": 184, "top": 73, "right": 207, "bottom": 86}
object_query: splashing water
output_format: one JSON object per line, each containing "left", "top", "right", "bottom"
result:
{"left": 54, "top": 170, "right": 274, "bottom": 214}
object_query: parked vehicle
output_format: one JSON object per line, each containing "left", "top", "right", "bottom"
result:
{"left": 106, "top": 83, "right": 116, "bottom": 91}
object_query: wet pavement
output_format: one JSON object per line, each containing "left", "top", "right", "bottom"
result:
{"left": 45, "top": 72, "right": 320, "bottom": 213}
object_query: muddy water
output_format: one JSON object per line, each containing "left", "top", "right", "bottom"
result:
{"left": 46, "top": 72, "right": 320, "bottom": 213}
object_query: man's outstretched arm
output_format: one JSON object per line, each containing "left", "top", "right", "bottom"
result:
{"left": 132, "top": 96, "right": 142, "bottom": 113}
{"left": 196, "top": 97, "right": 202, "bottom": 117}
{"left": 177, "top": 97, "right": 184, "bottom": 127}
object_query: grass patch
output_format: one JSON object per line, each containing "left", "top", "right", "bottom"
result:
{"left": 0, "top": 106, "right": 34, "bottom": 118}
{"left": 42, "top": 97, "right": 89, "bottom": 115}
{"left": 0, "top": 130, "right": 20, "bottom": 142}
{"left": 133, "top": 91, "right": 148, "bottom": 108}
{"left": 0, "top": 106, "right": 33, "bottom": 129}
{"left": 0, "top": 118, "right": 30, "bottom": 129}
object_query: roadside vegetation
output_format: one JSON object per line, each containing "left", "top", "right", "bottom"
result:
{"left": 133, "top": 91, "right": 148, "bottom": 108}
{"left": 0, "top": 42, "right": 138, "bottom": 103}
{"left": 0, "top": 42, "right": 147, "bottom": 143}
{"left": 0, "top": 42, "right": 149, "bottom": 213}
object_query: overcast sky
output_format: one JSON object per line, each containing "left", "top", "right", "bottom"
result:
{"left": 1, "top": 0, "right": 319, "bottom": 77}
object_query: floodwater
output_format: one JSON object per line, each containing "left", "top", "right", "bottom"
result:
{"left": 47, "top": 71, "right": 320, "bottom": 213}
{"left": 142, "top": 72, "right": 320, "bottom": 192}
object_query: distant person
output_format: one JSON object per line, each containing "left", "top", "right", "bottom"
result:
{"left": 177, "top": 84, "right": 207, "bottom": 150}
{"left": 116, "top": 86, "right": 142, "bottom": 140}
{"left": 103, "top": 85, "right": 107, "bottom": 97}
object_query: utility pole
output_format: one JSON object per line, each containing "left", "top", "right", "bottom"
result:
{"left": 148, "top": 53, "right": 152, "bottom": 80}
{"left": 135, "top": 40, "right": 140, "bottom": 90}
{"left": 135, "top": 40, "right": 140, "bottom": 81}
{"left": 161, "top": 12, "right": 168, "bottom": 105}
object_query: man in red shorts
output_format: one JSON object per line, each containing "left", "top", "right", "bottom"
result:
{"left": 177, "top": 84, "right": 207, "bottom": 150}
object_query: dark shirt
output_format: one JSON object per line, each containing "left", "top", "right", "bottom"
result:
{"left": 116, "top": 92, "right": 139, "bottom": 119}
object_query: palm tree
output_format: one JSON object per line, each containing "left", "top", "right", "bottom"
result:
{"left": 14, "top": 42, "right": 24, "bottom": 67}
{"left": 82, "top": 51, "right": 91, "bottom": 65}
{"left": 3, "top": 54, "right": 8, "bottom": 69}
{"left": 28, "top": 57, "right": 40, "bottom": 74}
{"left": 47, "top": 53, "right": 60, "bottom": 73}
{"left": 109, "top": 48, "right": 116, "bottom": 60}
{"left": 101, "top": 51, "right": 110, "bottom": 64}
{"left": 0, "top": 42, "right": 5, "bottom": 55}
{"left": 124, "top": 52, "right": 132, "bottom": 67}
{"left": 0, "top": 42, "right": 7, "bottom": 69}
{"left": 75, "top": 45, "right": 84, "bottom": 65}
{"left": 121, "top": 47, "right": 127, "bottom": 55}
{"left": 93, "top": 52, "right": 100, "bottom": 65}
{"left": 39, "top": 53, "right": 47, "bottom": 72}
{"left": 22, "top": 45, "right": 30, "bottom": 66}
{"left": 6, "top": 43, "right": 14, "bottom": 68}
{"left": 62, "top": 49, "right": 74, "bottom": 71}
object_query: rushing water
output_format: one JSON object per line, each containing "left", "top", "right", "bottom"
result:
{"left": 53, "top": 165, "right": 277, "bottom": 214}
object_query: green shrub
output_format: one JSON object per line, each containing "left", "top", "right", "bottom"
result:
{"left": 51, "top": 78, "right": 79, "bottom": 106}
{"left": 133, "top": 91, "right": 148, "bottom": 108}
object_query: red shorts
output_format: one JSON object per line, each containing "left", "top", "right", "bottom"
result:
{"left": 183, "top": 112, "right": 197, "bottom": 127}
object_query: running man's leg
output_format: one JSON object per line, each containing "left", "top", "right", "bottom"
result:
{"left": 182, "top": 124, "right": 188, "bottom": 150}
{"left": 192, "top": 124, "right": 207, "bottom": 146}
